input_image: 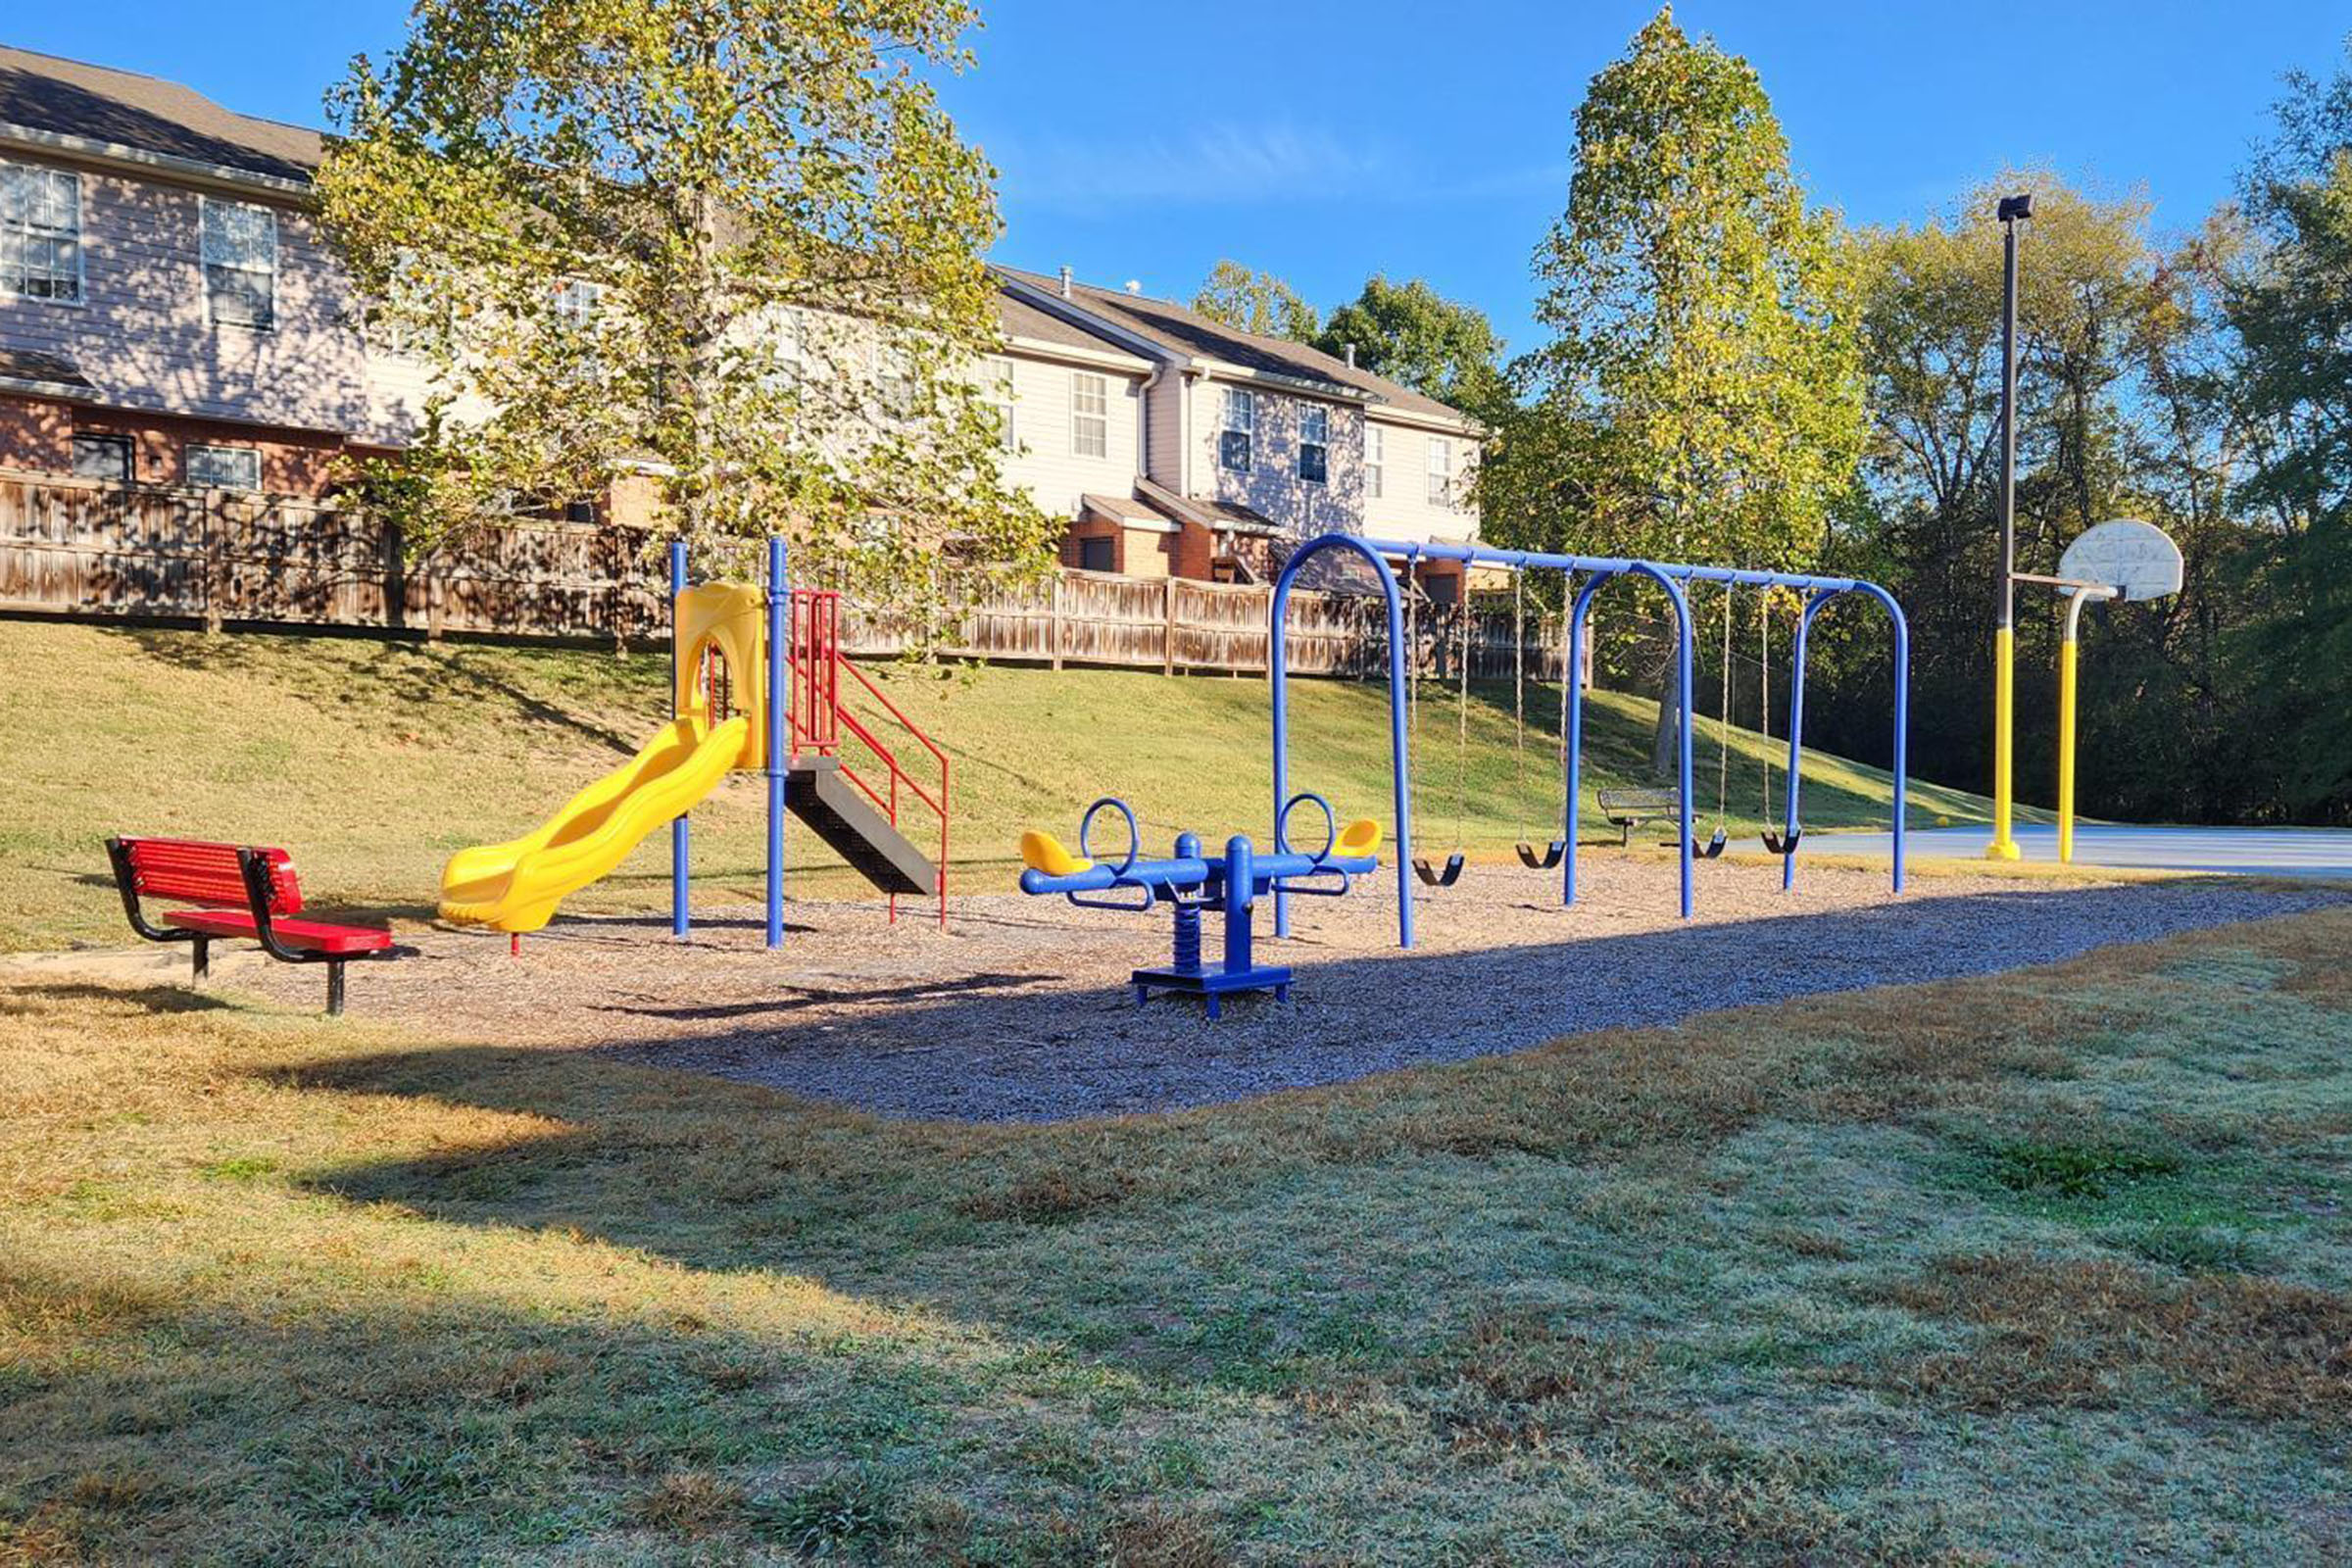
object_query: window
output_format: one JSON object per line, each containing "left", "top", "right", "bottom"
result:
{"left": 1219, "top": 387, "right": 1253, "bottom": 472}
{"left": 72, "top": 433, "right": 132, "bottom": 482}
{"left": 986, "top": 357, "right": 1017, "bottom": 453}
{"left": 186, "top": 444, "right": 260, "bottom": 491}
{"left": 1298, "top": 405, "right": 1329, "bottom": 484}
{"left": 201, "top": 199, "right": 276, "bottom": 328}
{"left": 1071, "top": 370, "right": 1108, "bottom": 458}
{"left": 877, "top": 345, "right": 915, "bottom": 418}
{"left": 1078, "top": 535, "right": 1115, "bottom": 572}
{"left": 1426, "top": 437, "right": 1452, "bottom": 508}
{"left": 1364, "top": 424, "right": 1385, "bottom": 500}
{"left": 552, "top": 278, "right": 601, "bottom": 328}
{"left": 1, "top": 161, "right": 81, "bottom": 302}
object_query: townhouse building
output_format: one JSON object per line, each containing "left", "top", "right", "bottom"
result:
{"left": 0, "top": 45, "right": 1490, "bottom": 592}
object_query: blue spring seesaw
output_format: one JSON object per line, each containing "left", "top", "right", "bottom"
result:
{"left": 1017, "top": 793, "right": 1383, "bottom": 1018}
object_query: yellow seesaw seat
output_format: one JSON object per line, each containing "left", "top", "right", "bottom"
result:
{"left": 1020, "top": 830, "right": 1093, "bottom": 877}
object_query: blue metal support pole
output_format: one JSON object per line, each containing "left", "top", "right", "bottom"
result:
{"left": 765, "top": 536, "right": 787, "bottom": 949}
{"left": 1563, "top": 564, "right": 1695, "bottom": 918}
{"left": 1784, "top": 594, "right": 1821, "bottom": 893}
{"left": 1270, "top": 534, "right": 1413, "bottom": 949}
{"left": 668, "top": 540, "right": 690, "bottom": 940}
{"left": 1782, "top": 584, "right": 1908, "bottom": 897}
{"left": 1563, "top": 573, "right": 1605, "bottom": 906}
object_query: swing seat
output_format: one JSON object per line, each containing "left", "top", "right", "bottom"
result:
{"left": 1413, "top": 853, "right": 1466, "bottom": 888}
{"left": 1515, "top": 839, "right": 1566, "bottom": 869}
{"left": 1762, "top": 827, "right": 1803, "bottom": 856}
{"left": 1665, "top": 827, "right": 1730, "bottom": 858}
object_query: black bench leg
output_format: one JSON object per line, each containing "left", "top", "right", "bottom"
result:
{"left": 326, "top": 961, "right": 346, "bottom": 1017}
{"left": 191, "top": 936, "right": 210, "bottom": 983}
{"left": 1620, "top": 822, "right": 1633, "bottom": 848}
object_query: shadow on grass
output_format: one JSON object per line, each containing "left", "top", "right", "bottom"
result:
{"left": 6, "top": 980, "right": 240, "bottom": 1015}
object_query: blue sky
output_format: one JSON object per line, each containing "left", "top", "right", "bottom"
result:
{"left": 12, "top": 1, "right": 2351, "bottom": 350}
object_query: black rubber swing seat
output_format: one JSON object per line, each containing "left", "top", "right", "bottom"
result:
{"left": 1662, "top": 828, "right": 1731, "bottom": 858}
{"left": 1413, "top": 853, "right": 1467, "bottom": 888}
{"left": 1761, "top": 827, "right": 1803, "bottom": 856}
{"left": 1515, "top": 840, "right": 1566, "bottom": 869}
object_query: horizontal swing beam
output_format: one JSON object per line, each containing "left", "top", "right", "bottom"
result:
{"left": 1354, "top": 537, "right": 1872, "bottom": 597}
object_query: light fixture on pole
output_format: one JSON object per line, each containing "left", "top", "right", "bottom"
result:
{"left": 1987, "top": 191, "right": 2033, "bottom": 860}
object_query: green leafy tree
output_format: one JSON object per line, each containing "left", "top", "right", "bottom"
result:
{"left": 317, "top": 0, "right": 1052, "bottom": 617}
{"left": 1312, "top": 274, "right": 1508, "bottom": 419}
{"left": 1836, "top": 174, "right": 2274, "bottom": 821}
{"left": 1191, "top": 260, "right": 1320, "bottom": 340}
{"left": 1489, "top": 8, "right": 1864, "bottom": 768}
{"left": 2226, "top": 44, "right": 2352, "bottom": 818}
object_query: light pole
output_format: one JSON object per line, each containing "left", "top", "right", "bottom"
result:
{"left": 1987, "top": 191, "right": 2032, "bottom": 860}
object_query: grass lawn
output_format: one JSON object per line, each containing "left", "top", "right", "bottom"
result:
{"left": 4, "top": 906, "right": 2348, "bottom": 1561}
{"left": 0, "top": 618, "right": 2021, "bottom": 953}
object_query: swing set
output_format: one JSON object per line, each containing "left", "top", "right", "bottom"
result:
{"left": 1269, "top": 533, "right": 1910, "bottom": 946}
{"left": 1402, "top": 560, "right": 1823, "bottom": 882}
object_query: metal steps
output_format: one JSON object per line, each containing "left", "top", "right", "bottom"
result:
{"left": 784, "top": 756, "right": 937, "bottom": 896}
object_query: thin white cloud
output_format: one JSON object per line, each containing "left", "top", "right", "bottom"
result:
{"left": 986, "top": 118, "right": 1568, "bottom": 213}
{"left": 987, "top": 121, "right": 1394, "bottom": 209}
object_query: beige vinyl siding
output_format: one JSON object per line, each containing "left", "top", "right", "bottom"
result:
{"left": 1190, "top": 376, "right": 1367, "bottom": 536}
{"left": 0, "top": 156, "right": 372, "bottom": 439}
{"left": 998, "top": 351, "right": 1143, "bottom": 518}
{"left": 1143, "top": 369, "right": 1184, "bottom": 492}
{"left": 1362, "top": 416, "right": 1478, "bottom": 545}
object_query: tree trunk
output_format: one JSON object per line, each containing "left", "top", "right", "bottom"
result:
{"left": 1647, "top": 641, "right": 1681, "bottom": 779}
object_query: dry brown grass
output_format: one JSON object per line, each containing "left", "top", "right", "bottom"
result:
{"left": 1868, "top": 1252, "right": 2352, "bottom": 1427}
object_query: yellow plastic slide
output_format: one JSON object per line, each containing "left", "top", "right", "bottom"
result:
{"left": 439, "top": 714, "right": 751, "bottom": 934}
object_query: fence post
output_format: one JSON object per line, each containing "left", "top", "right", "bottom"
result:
{"left": 1050, "top": 572, "right": 1064, "bottom": 670}
{"left": 201, "top": 489, "right": 223, "bottom": 635}
{"left": 1163, "top": 578, "right": 1177, "bottom": 675}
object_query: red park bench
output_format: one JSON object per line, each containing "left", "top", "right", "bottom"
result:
{"left": 105, "top": 837, "right": 404, "bottom": 1015}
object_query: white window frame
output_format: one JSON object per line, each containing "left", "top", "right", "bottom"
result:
{"left": 876, "top": 344, "right": 915, "bottom": 418}
{"left": 1364, "top": 424, "right": 1385, "bottom": 500}
{"left": 552, "top": 278, "right": 601, "bottom": 327}
{"left": 1, "top": 159, "right": 83, "bottom": 304}
{"left": 186, "top": 443, "right": 261, "bottom": 492}
{"left": 987, "top": 357, "right": 1018, "bottom": 453}
{"left": 1219, "top": 387, "right": 1254, "bottom": 473}
{"left": 1070, "top": 370, "right": 1108, "bottom": 459}
{"left": 1297, "top": 404, "right": 1329, "bottom": 485}
{"left": 1426, "top": 437, "right": 1452, "bottom": 508}
{"left": 200, "top": 196, "right": 277, "bottom": 330}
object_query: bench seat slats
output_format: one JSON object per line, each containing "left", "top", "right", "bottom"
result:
{"left": 163, "top": 908, "right": 395, "bottom": 955}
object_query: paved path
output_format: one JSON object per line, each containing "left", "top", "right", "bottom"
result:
{"left": 1812, "top": 823, "right": 2352, "bottom": 881}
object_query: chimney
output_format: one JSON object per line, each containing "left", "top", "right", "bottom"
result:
{"left": 1057, "top": 266, "right": 1073, "bottom": 300}
{"left": 1344, "top": 342, "right": 1357, "bottom": 369}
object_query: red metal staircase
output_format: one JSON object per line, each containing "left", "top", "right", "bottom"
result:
{"left": 783, "top": 590, "right": 950, "bottom": 926}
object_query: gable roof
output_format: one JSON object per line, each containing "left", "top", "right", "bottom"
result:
{"left": 0, "top": 46, "right": 321, "bottom": 187}
{"left": 994, "top": 290, "right": 1151, "bottom": 368}
{"left": 994, "top": 266, "right": 1480, "bottom": 431}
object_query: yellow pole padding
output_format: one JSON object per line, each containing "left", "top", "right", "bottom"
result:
{"left": 2057, "top": 634, "right": 2079, "bottom": 862}
{"left": 1986, "top": 624, "right": 2020, "bottom": 859}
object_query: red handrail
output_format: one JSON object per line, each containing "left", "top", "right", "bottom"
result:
{"left": 784, "top": 589, "right": 949, "bottom": 928}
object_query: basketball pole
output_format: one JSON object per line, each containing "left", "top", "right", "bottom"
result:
{"left": 1987, "top": 193, "right": 2032, "bottom": 861}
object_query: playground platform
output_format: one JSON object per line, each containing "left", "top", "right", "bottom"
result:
{"left": 1815, "top": 822, "right": 2352, "bottom": 881}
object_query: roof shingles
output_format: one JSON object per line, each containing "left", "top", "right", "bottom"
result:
{"left": 996, "top": 267, "right": 1475, "bottom": 427}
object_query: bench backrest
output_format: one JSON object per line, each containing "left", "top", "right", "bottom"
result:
{"left": 1595, "top": 788, "right": 1682, "bottom": 812}
{"left": 116, "top": 838, "right": 303, "bottom": 914}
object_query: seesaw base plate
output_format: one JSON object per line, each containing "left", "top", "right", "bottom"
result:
{"left": 1132, "top": 964, "right": 1294, "bottom": 1020}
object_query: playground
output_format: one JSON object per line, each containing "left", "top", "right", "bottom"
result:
{"left": 150, "top": 856, "right": 2340, "bottom": 1122}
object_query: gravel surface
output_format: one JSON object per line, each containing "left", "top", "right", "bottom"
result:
{"left": 125, "top": 854, "right": 2343, "bottom": 1123}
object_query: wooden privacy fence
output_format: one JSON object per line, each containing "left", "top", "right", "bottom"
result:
{"left": 0, "top": 474, "right": 1575, "bottom": 680}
